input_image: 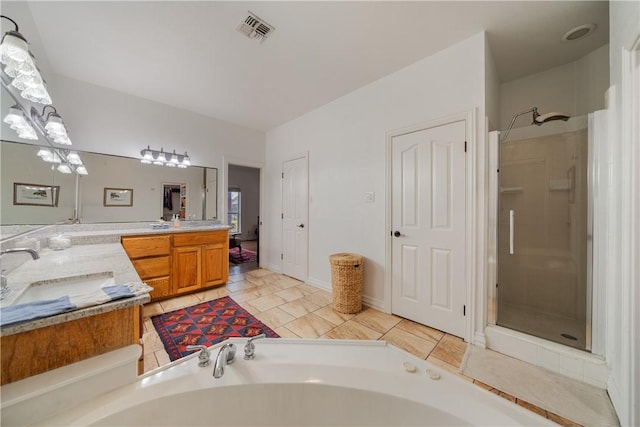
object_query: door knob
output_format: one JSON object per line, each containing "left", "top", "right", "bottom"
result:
{"left": 297, "top": 224, "right": 304, "bottom": 228}
{"left": 393, "top": 231, "right": 401, "bottom": 237}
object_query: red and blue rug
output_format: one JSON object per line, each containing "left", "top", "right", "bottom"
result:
{"left": 151, "top": 296, "right": 279, "bottom": 361}
{"left": 229, "top": 247, "right": 257, "bottom": 264}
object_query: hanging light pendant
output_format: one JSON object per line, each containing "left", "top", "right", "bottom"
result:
{"left": 3, "top": 105, "right": 38, "bottom": 140}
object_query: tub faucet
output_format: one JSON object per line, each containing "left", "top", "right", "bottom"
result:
{"left": 244, "top": 333, "right": 266, "bottom": 360}
{"left": 186, "top": 345, "right": 211, "bottom": 367}
{"left": 0, "top": 248, "right": 40, "bottom": 299}
{"left": 213, "top": 342, "right": 236, "bottom": 378}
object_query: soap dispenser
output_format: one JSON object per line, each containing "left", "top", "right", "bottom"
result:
{"left": 173, "top": 213, "right": 181, "bottom": 229}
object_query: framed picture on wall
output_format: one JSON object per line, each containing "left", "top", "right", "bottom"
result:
{"left": 13, "top": 182, "right": 59, "bottom": 207}
{"left": 103, "top": 187, "right": 133, "bottom": 207}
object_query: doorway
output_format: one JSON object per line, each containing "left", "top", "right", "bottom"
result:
{"left": 228, "top": 164, "right": 260, "bottom": 274}
{"left": 390, "top": 119, "right": 467, "bottom": 338}
{"left": 162, "top": 183, "right": 185, "bottom": 221}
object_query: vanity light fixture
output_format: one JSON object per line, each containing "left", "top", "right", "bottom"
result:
{"left": 40, "top": 106, "right": 72, "bottom": 145}
{"left": 66, "top": 151, "right": 82, "bottom": 165}
{"left": 3, "top": 105, "right": 37, "bottom": 140}
{"left": 140, "top": 146, "right": 191, "bottom": 168}
{"left": 56, "top": 163, "right": 72, "bottom": 174}
{"left": 0, "top": 15, "right": 52, "bottom": 105}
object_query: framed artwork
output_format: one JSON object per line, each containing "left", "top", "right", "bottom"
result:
{"left": 13, "top": 183, "right": 59, "bottom": 207}
{"left": 103, "top": 187, "right": 133, "bottom": 207}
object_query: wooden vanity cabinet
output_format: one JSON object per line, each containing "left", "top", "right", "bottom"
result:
{"left": 121, "top": 235, "right": 172, "bottom": 300}
{"left": 172, "top": 231, "right": 229, "bottom": 294}
{"left": 122, "top": 230, "right": 228, "bottom": 301}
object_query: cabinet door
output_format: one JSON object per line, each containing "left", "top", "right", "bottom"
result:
{"left": 173, "top": 246, "right": 201, "bottom": 294}
{"left": 145, "top": 276, "right": 171, "bottom": 300}
{"left": 202, "top": 244, "right": 228, "bottom": 287}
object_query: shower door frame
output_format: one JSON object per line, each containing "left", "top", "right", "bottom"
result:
{"left": 486, "top": 116, "right": 602, "bottom": 354}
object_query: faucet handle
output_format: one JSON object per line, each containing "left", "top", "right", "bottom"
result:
{"left": 186, "top": 345, "right": 211, "bottom": 367}
{"left": 244, "top": 333, "right": 266, "bottom": 360}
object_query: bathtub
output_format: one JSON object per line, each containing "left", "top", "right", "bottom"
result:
{"left": 4, "top": 339, "right": 555, "bottom": 426}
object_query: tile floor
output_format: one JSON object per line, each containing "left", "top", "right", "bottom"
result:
{"left": 142, "top": 268, "right": 582, "bottom": 427}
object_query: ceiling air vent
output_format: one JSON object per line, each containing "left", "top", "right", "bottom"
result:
{"left": 237, "top": 11, "right": 274, "bottom": 43}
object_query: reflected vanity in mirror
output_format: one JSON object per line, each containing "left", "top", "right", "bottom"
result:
{"left": 0, "top": 140, "right": 218, "bottom": 230}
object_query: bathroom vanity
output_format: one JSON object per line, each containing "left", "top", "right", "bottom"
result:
{"left": 0, "top": 222, "right": 229, "bottom": 386}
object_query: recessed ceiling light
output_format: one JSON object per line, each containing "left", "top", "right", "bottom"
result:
{"left": 561, "top": 24, "right": 596, "bottom": 42}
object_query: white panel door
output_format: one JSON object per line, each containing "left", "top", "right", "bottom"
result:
{"left": 282, "top": 156, "right": 308, "bottom": 281}
{"left": 391, "top": 121, "right": 466, "bottom": 338}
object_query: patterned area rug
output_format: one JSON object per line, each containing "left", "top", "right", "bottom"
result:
{"left": 229, "top": 247, "right": 257, "bottom": 264}
{"left": 152, "top": 296, "right": 279, "bottom": 361}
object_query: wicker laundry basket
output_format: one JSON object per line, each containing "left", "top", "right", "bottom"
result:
{"left": 329, "top": 253, "right": 363, "bottom": 314}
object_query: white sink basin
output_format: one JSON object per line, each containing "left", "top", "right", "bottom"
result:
{"left": 12, "top": 272, "right": 115, "bottom": 305}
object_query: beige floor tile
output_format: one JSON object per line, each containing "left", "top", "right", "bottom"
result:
{"left": 159, "top": 294, "right": 200, "bottom": 312}
{"left": 143, "top": 318, "right": 154, "bottom": 333}
{"left": 250, "top": 294, "right": 287, "bottom": 312}
{"left": 285, "top": 313, "right": 335, "bottom": 338}
{"left": 395, "top": 319, "right": 444, "bottom": 342}
{"left": 352, "top": 308, "right": 402, "bottom": 334}
{"left": 516, "top": 399, "right": 547, "bottom": 418}
{"left": 253, "top": 284, "right": 281, "bottom": 297}
{"left": 143, "top": 353, "right": 159, "bottom": 373}
{"left": 546, "top": 412, "right": 583, "bottom": 427}
{"left": 246, "top": 269, "right": 272, "bottom": 278}
{"left": 255, "top": 307, "right": 296, "bottom": 328}
{"left": 306, "top": 290, "right": 333, "bottom": 307}
{"left": 279, "top": 299, "right": 321, "bottom": 318}
{"left": 142, "top": 331, "right": 165, "bottom": 354}
{"left": 239, "top": 302, "right": 262, "bottom": 316}
{"left": 227, "top": 280, "right": 256, "bottom": 293}
{"left": 313, "top": 305, "right": 355, "bottom": 326}
{"left": 274, "top": 326, "right": 301, "bottom": 338}
{"left": 274, "top": 287, "right": 305, "bottom": 302}
{"left": 271, "top": 276, "right": 302, "bottom": 290}
{"left": 323, "top": 320, "right": 382, "bottom": 340}
{"left": 228, "top": 273, "right": 246, "bottom": 283}
{"left": 197, "top": 287, "right": 229, "bottom": 302}
{"left": 154, "top": 350, "right": 171, "bottom": 367}
{"left": 429, "top": 334, "right": 467, "bottom": 368}
{"left": 295, "top": 283, "right": 322, "bottom": 295}
{"left": 142, "top": 302, "right": 164, "bottom": 317}
{"left": 381, "top": 328, "right": 437, "bottom": 359}
{"left": 228, "top": 289, "right": 259, "bottom": 303}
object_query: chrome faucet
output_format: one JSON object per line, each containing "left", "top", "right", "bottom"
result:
{"left": 1, "top": 248, "right": 40, "bottom": 260}
{"left": 244, "top": 333, "right": 266, "bottom": 359}
{"left": 0, "top": 248, "right": 40, "bottom": 299}
{"left": 213, "top": 342, "right": 236, "bottom": 378}
{"left": 186, "top": 345, "right": 211, "bottom": 367}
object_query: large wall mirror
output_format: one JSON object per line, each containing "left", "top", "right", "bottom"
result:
{"left": 1, "top": 140, "right": 218, "bottom": 226}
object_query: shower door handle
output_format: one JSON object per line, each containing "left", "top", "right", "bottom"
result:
{"left": 509, "top": 210, "right": 515, "bottom": 255}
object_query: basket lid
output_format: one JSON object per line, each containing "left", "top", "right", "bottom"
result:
{"left": 329, "top": 253, "right": 363, "bottom": 264}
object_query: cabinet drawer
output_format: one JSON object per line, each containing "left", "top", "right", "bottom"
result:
{"left": 122, "top": 235, "right": 171, "bottom": 258}
{"left": 173, "top": 231, "right": 227, "bottom": 247}
{"left": 145, "top": 276, "right": 171, "bottom": 300}
{"left": 131, "top": 256, "right": 170, "bottom": 279}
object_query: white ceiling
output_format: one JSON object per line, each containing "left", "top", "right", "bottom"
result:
{"left": 19, "top": 1, "right": 608, "bottom": 131}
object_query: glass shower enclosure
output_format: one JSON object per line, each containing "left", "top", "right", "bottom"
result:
{"left": 497, "top": 120, "right": 590, "bottom": 351}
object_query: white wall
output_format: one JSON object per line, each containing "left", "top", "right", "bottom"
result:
{"left": 265, "top": 33, "right": 487, "bottom": 308}
{"left": 484, "top": 35, "right": 501, "bottom": 132}
{"left": 228, "top": 165, "right": 260, "bottom": 241}
{"left": 604, "top": 1, "right": 640, "bottom": 424}
{"left": 500, "top": 44, "right": 609, "bottom": 130}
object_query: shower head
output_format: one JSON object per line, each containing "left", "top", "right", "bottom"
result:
{"left": 500, "top": 107, "right": 571, "bottom": 142}
{"left": 532, "top": 110, "right": 571, "bottom": 125}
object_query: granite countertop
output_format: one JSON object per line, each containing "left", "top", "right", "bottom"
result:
{"left": 0, "top": 243, "right": 149, "bottom": 337}
{"left": 60, "top": 223, "right": 231, "bottom": 245}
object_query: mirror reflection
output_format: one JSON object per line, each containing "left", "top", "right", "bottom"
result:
{"left": 1, "top": 140, "right": 218, "bottom": 225}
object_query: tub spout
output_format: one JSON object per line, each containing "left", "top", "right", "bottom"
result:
{"left": 213, "top": 342, "right": 236, "bottom": 378}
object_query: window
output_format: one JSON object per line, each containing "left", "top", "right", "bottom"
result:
{"left": 228, "top": 189, "right": 241, "bottom": 233}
